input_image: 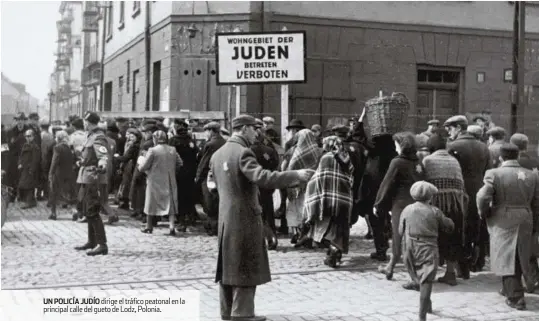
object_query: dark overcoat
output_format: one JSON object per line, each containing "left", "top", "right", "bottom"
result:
{"left": 488, "top": 140, "right": 505, "bottom": 168}
{"left": 477, "top": 160, "right": 539, "bottom": 276}
{"left": 447, "top": 132, "right": 491, "bottom": 233}
{"left": 169, "top": 134, "right": 199, "bottom": 215}
{"left": 518, "top": 152, "right": 539, "bottom": 172}
{"left": 18, "top": 142, "right": 41, "bottom": 189}
{"left": 209, "top": 135, "right": 301, "bottom": 286}
{"left": 49, "top": 142, "right": 75, "bottom": 196}
{"left": 196, "top": 133, "right": 226, "bottom": 216}
{"left": 6, "top": 125, "right": 28, "bottom": 188}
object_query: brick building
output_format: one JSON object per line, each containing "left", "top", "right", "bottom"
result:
{"left": 96, "top": 1, "right": 539, "bottom": 149}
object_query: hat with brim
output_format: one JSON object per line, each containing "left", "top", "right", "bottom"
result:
{"left": 510, "top": 133, "right": 529, "bottom": 150}
{"left": 84, "top": 112, "right": 100, "bottom": 125}
{"left": 286, "top": 119, "right": 306, "bottom": 130}
{"left": 28, "top": 113, "right": 39, "bottom": 120}
{"left": 473, "top": 115, "right": 487, "bottom": 122}
{"left": 500, "top": 143, "right": 520, "bottom": 159}
{"left": 14, "top": 112, "right": 27, "bottom": 120}
{"left": 486, "top": 126, "right": 506, "bottom": 138}
{"left": 203, "top": 121, "right": 221, "bottom": 131}
{"left": 220, "top": 128, "right": 230, "bottom": 136}
{"left": 427, "top": 119, "right": 440, "bottom": 126}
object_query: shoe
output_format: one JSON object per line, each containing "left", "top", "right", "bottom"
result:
{"left": 48, "top": 214, "right": 57, "bottom": 220}
{"left": 525, "top": 280, "right": 538, "bottom": 294}
{"left": 402, "top": 281, "right": 420, "bottom": 291}
{"left": 107, "top": 215, "right": 119, "bottom": 225}
{"left": 505, "top": 298, "right": 526, "bottom": 310}
{"left": 498, "top": 289, "right": 506, "bottom": 297}
{"left": 290, "top": 233, "right": 299, "bottom": 244}
{"left": 377, "top": 265, "right": 393, "bottom": 280}
{"left": 231, "top": 315, "right": 266, "bottom": 321}
{"left": 294, "top": 235, "right": 312, "bottom": 248}
{"left": 74, "top": 243, "right": 95, "bottom": 251}
{"left": 167, "top": 229, "right": 176, "bottom": 236}
{"left": 457, "top": 265, "right": 470, "bottom": 280}
{"left": 370, "top": 252, "right": 388, "bottom": 262}
{"left": 87, "top": 244, "right": 108, "bottom": 256}
{"left": 221, "top": 316, "right": 231, "bottom": 321}
{"left": 364, "top": 232, "right": 373, "bottom": 240}
{"left": 437, "top": 275, "right": 457, "bottom": 286}
{"left": 72, "top": 213, "right": 79, "bottom": 221}
{"left": 141, "top": 228, "right": 153, "bottom": 234}
{"left": 267, "top": 236, "right": 278, "bottom": 250}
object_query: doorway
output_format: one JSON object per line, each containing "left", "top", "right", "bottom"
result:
{"left": 416, "top": 68, "right": 461, "bottom": 131}
{"left": 103, "top": 81, "right": 112, "bottom": 111}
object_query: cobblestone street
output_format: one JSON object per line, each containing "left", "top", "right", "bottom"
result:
{"left": 2, "top": 201, "right": 539, "bottom": 321}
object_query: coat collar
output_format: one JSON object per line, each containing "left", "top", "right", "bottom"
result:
{"left": 501, "top": 160, "right": 521, "bottom": 167}
{"left": 454, "top": 132, "right": 476, "bottom": 141}
{"left": 228, "top": 134, "right": 250, "bottom": 147}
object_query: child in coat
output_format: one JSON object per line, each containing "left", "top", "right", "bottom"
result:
{"left": 399, "top": 181, "right": 455, "bottom": 321}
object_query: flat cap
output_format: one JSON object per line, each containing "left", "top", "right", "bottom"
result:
{"left": 115, "top": 116, "right": 128, "bottom": 122}
{"left": 286, "top": 119, "right": 306, "bottom": 130}
{"left": 410, "top": 181, "right": 438, "bottom": 202}
{"left": 486, "top": 126, "right": 506, "bottom": 138}
{"left": 28, "top": 112, "right": 39, "bottom": 120}
{"left": 500, "top": 142, "right": 519, "bottom": 157}
{"left": 262, "top": 116, "right": 275, "bottom": 124}
{"left": 84, "top": 112, "right": 100, "bottom": 125}
{"left": 427, "top": 119, "right": 440, "bottom": 125}
{"left": 443, "top": 115, "right": 468, "bottom": 127}
{"left": 203, "top": 121, "right": 221, "bottom": 131}
{"left": 473, "top": 115, "right": 487, "bottom": 122}
{"left": 255, "top": 118, "right": 264, "bottom": 128}
{"left": 510, "top": 133, "right": 529, "bottom": 150}
{"left": 126, "top": 127, "right": 141, "bottom": 137}
{"left": 467, "top": 125, "right": 483, "bottom": 138}
{"left": 14, "top": 112, "right": 27, "bottom": 120}
{"left": 232, "top": 114, "right": 257, "bottom": 129}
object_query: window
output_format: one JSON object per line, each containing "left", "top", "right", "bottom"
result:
{"left": 126, "top": 60, "right": 130, "bottom": 93}
{"left": 132, "top": 1, "right": 141, "bottom": 17}
{"left": 132, "top": 69, "right": 139, "bottom": 111}
{"left": 106, "top": 1, "right": 113, "bottom": 40}
{"left": 118, "top": 1, "right": 125, "bottom": 29}
{"left": 118, "top": 76, "right": 124, "bottom": 110}
{"left": 417, "top": 69, "right": 459, "bottom": 84}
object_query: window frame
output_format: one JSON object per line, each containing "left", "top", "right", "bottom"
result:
{"left": 118, "top": 1, "right": 125, "bottom": 30}
{"left": 132, "top": 1, "right": 141, "bottom": 18}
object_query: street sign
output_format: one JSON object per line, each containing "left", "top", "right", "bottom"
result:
{"left": 215, "top": 31, "right": 306, "bottom": 85}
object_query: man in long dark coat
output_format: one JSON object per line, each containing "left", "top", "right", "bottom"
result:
{"left": 169, "top": 127, "right": 199, "bottom": 230}
{"left": 511, "top": 133, "right": 539, "bottom": 293}
{"left": 445, "top": 115, "right": 491, "bottom": 276}
{"left": 251, "top": 119, "right": 280, "bottom": 250}
{"left": 48, "top": 130, "right": 74, "bottom": 220}
{"left": 208, "top": 114, "right": 312, "bottom": 321}
{"left": 6, "top": 112, "right": 29, "bottom": 202}
{"left": 18, "top": 129, "right": 40, "bottom": 209}
{"left": 196, "top": 121, "right": 226, "bottom": 236}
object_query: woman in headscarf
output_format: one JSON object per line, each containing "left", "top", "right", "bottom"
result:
{"left": 399, "top": 181, "right": 454, "bottom": 321}
{"left": 304, "top": 136, "right": 355, "bottom": 267}
{"left": 115, "top": 128, "right": 142, "bottom": 211}
{"left": 423, "top": 130, "right": 468, "bottom": 286}
{"left": 285, "top": 129, "right": 323, "bottom": 243}
{"left": 375, "top": 132, "right": 425, "bottom": 285}
{"left": 138, "top": 130, "right": 183, "bottom": 235}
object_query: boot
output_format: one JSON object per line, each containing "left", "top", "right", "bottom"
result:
{"left": 87, "top": 244, "right": 108, "bottom": 256}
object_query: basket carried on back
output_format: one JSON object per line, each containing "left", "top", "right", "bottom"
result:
{"left": 365, "top": 92, "right": 410, "bottom": 137}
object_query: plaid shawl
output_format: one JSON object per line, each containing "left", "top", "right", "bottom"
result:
{"left": 287, "top": 129, "right": 322, "bottom": 171}
{"left": 304, "top": 144, "right": 355, "bottom": 222}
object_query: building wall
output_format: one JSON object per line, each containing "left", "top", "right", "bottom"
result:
{"left": 265, "top": 1, "right": 539, "bottom": 33}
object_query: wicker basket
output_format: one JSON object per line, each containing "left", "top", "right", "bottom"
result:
{"left": 365, "top": 92, "right": 410, "bottom": 137}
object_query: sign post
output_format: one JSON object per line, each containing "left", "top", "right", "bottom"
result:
{"left": 215, "top": 29, "right": 306, "bottom": 135}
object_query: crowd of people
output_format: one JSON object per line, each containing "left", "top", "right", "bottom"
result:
{"left": 2, "top": 108, "right": 539, "bottom": 321}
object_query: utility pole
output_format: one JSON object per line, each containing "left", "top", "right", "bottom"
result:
{"left": 510, "top": 1, "right": 526, "bottom": 135}
{"left": 510, "top": 1, "right": 519, "bottom": 135}
{"left": 518, "top": 2, "right": 526, "bottom": 132}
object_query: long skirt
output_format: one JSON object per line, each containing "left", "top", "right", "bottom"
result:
{"left": 286, "top": 193, "right": 305, "bottom": 228}
{"left": 403, "top": 235, "right": 439, "bottom": 284}
{"left": 309, "top": 211, "right": 351, "bottom": 254}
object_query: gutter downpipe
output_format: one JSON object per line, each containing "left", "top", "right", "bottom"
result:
{"left": 144, "top": 2, "right": 151, "bottom": 111}
{"left": 99, "top": 2, "right": 108, "bottom": 112}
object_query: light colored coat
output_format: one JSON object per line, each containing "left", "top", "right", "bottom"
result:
{"left": 139, "top": 144, "right": 183, "bottom": 216}
{"left": 477, "top": 160, "right": 539, "bottom": 276}
{"left": 209, "top": 135, "right": 301, "bottom": 287}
